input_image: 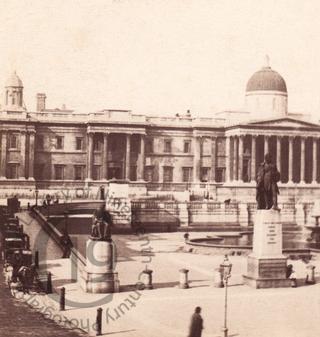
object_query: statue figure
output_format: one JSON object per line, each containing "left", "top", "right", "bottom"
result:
{"left": 256, "top": 153, "right": 280, "bottom": 210}
{"left": 91, "top": 202, "right": 113, "bottom": 241}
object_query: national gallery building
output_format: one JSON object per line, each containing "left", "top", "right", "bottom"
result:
{"left": 1, "top": 61, "right": 320, "bottom": 202}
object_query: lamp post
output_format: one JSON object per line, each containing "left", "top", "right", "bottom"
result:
{"left": 35, "top": 189, "right": 39, "bottom": 206}
{"left": 220, "top": 255, "right": 232, "bottom": 337}
{"left": 64, "top": 211, "right": 69, "bottom": 235}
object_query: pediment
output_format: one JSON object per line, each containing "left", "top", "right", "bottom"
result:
{"left": 246, "top": 117, "right": 320, "bottom": 129}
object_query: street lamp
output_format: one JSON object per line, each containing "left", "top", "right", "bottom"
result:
{"left": 64, "top": 211, "right": 69, "bottom": 235}
{"left": 220, "top": 255, "right": 232, "bottom": 337}
{"left": 35, "top": 189, "right": 39, "bottom": 206}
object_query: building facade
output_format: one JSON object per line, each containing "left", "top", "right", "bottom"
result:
{"left": 1, "top": 62, "right": 320, "bottom": 202}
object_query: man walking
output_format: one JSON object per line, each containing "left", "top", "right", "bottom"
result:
{"left": 188, "top": 306, "right": 204, "bottom": 337}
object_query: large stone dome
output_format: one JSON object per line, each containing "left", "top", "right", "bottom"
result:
{"left": 5, "top": 71, "right": 23, "bottom": 87}
{"left": 246, "top": 66, "right": 287, "bottom": 93}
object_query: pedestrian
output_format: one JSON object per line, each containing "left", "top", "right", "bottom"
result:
{"left": 188, "top": 306, "right": 204, "bottom": 337}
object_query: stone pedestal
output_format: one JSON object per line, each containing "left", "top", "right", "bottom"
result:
{"left": 82, "top": 239, "right": 119, "bottom": 293}
{"left": 243, "top": 209, "right": 291, "bottom": 288}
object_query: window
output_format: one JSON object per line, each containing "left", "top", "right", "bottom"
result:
{"left": 54, "top": 165, "right": 64, "bottom": 180}
{"left": 130, "top": 166, "right": 137, "bottom": 181}
{"left": 163, "top": 166, "right": 173, "bottom": 183}
{"left": 35, "top": 164, "right": 45, "bottom": 180}
{"left": 164, "top": 139, "right": 172, "bottom": 153}
{"left": 93, "top": 165, "right": 101, "bottom": 180}
{"left": 215, "top": 168, "right": 225, "bottom": 183}
{"left": 200, "top": 167, "right": 210, "bottom": 182}
{"left": 146, "top": 139, "right": 153, "bottom": 153}
{"left": 182, "top": 167, "right": 193, "bottom": 182}
{"left": 144, "top": 166, "right": 154, "bottom": 182}
{"left": 36, "top": 135, "right": 44, "bottom": 150}
{"left": 7, "top": 163, "right": 19, "bottom": 179}
{"left": 76, "top": 137, "right": 83, "bottom": 150}
{"left": 184, "top": 141, "right": 191, "bottom": 153}
{"left": 74, "top": 165, "right": 85, "bottom": 180}
{"left": 9, "top": 134, "right": 18, "bottom": 149}
{"left": 94, "top": 138, "right": 102, "bottom": 151}
{"left": 56, "top": 136, "right": 64, "bottom": 150}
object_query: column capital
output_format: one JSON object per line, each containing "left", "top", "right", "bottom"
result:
{"left": 251, "top": 134, "right": 258, "bottom": 139}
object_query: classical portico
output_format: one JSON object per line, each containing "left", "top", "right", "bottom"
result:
{"left": 86, "top": 127, "right": 146, "bottom": 182}
{"left": 225, "top": 118, "right": 320, "bottom": 185}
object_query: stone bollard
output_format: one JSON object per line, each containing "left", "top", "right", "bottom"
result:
{"left": 46, "top": 272, "right": 52, "bottom": 294}
{"left": 34, "top": 251, "right": 39, "bottom": 269}
{"left": 213, "top": 267, "right": 224, "bottom": 288}
{"left": 59, "top": 287, "right": 65, "bottom": 311}
{"left": 142, "top": 268, "right": 153, "bottom": 289}
{"left": 306, "top": 265, "right": 316, "bottom": 284}
{"left": 179, "top": 268, "right": 189, "bottom": 289}
{"left": 96, "top": 307, "right": 103, "bottom": 336}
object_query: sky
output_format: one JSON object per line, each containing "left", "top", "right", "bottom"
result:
{"left": 0, "top": 0, "right": 320, "bottom": 117}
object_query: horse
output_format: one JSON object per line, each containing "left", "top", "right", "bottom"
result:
{"left": 16, "top": 265, "right": 37, "bottom": 294}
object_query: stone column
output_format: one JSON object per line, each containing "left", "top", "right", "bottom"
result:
{"left": 238, "top": 135, "right": 244, "bottom": 182}
{"left": 87, "top": 132, "right": 94, "bottom": 180}
{"left": 233, "top": 136, "right": 238, "bottom": 181}
{"left": 193, "top": 137, "right": 201, "bottom": 182}
{"left": 225, "top": 136, "right": 230, "bottom": 182}
{"left": 300, "top": 136, "right": 306, "bottom": 183}
{"left": 288, "top": 136, "right": 293, "bottom": 183}
{"left": 312, "top": 137, "right": 318, "bottom": 184}
{"left": 28, "top": 132, "right": 35, "bottom": 180}
{"left": 103, "top": 133, "right": 108, "bottom": 180}
{"left": 20, "top": 132, "right": 26, "bottom": 179}
{"left": 137, "top": 135, "right": 145, "bottom": 180}
{"left": 251, "top": 135, "right": 256, "bottom": 182}
{"left": 264, "top": 135, "right": 269, "bottom": 155}
{"left": 276, "top": 136, "right": 281, "bottom": 174}
{"left": 0, "top": 131, "right": 7, "bottom": 179}
{"left": 125, "top": 134, "right": 131, "bottom": 180}
{"left": 211, "top": 136, "right": 217, "bottom": 182}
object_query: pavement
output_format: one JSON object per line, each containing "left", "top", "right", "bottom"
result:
{"left": 12, "top": 213, "right": 320, "bottom": 337}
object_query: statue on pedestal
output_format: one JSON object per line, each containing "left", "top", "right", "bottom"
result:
{"left": 90, "top": 203, "right": 113, "bottom": 241}
{"left": 256, "top": 153, "right": 280, "bottom": 210}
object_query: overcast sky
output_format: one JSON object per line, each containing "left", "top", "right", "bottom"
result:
{"left": 0, "top": 0, "right": 319, "bottom": 117}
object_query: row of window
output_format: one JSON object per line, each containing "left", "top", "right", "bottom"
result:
{"left": 146, "top": 139, "right": 192, "bottom": 154}
{"left": 37, "top": 136, "right": 83, "bottom": 150}
{"left": 144, "top": 166, "right": 225, "bottom": 183}
{"left": 36, "top": 136, "right": 122, "bottom": 151}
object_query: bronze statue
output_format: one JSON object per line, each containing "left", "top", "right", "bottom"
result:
{"left": 256, "top": 153, "right": 280, "bottom": 210}
{"left": 91, "top": 203, "right": 113, "bottom": 241}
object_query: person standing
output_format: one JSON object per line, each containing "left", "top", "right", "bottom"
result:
{"left": 188, "top": 306, "right": 204, "bottom": 337}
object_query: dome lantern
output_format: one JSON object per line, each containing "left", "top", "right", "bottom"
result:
{"left": 4, "top": 71, "right": 25, "bottom": 111}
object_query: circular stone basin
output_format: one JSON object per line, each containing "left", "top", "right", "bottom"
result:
{"left": 187, "top": 231, "right": 320, "bottom": 257}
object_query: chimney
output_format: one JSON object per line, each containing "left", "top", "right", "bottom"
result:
{"left": 36, "top": 93, "right": 46, "bottom": 111}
